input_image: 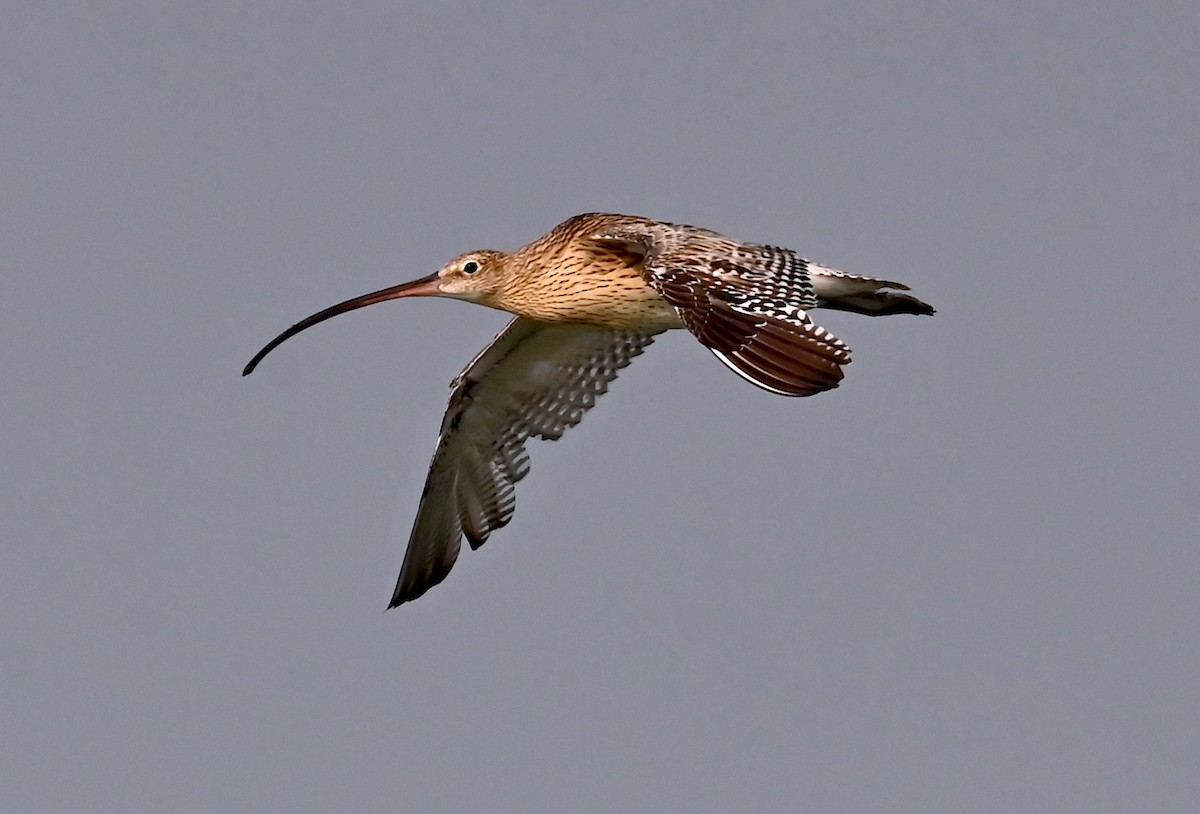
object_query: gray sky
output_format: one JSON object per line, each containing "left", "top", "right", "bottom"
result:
{"left": 4, "top": 1, "right": 1198, "bottom": 811}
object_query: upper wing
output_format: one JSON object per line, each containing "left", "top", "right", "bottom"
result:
{"left": 390, "top": 317, "right": 659, "bottom": 607}
{"left": 589, "top": 221, "right": 851, "bottom": 397}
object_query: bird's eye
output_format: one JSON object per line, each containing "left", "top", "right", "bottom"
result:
{"left": 462, "top": 260, "right": 479, "bottom": 274}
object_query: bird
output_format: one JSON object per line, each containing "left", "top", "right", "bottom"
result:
{"left": 243, "top": 213, "right": 934, "bottom": 607}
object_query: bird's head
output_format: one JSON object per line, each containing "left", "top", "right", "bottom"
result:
{"left": 434, "top": 250, "right": 508, "bottom": 305}
{"left": 241, "top": 249, "right": 510, "bottom": 376}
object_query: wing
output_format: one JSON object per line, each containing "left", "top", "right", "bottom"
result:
{"left": 589, "top": 220, "right": 851, "bottom": 397}
{"left": 390, "top": 317, "right": 659, "bottom": 607}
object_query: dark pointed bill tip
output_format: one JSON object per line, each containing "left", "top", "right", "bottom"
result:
{"left": 242, "top": 273, "right": 443, "bottom": 376}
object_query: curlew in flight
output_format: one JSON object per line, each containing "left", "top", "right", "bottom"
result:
{"left": 243, "top": 213, "right": 934, "bottom": 607}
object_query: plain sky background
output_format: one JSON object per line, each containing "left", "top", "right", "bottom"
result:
{"left": 4, "top": 2, "right": 1198, "bottom": 811}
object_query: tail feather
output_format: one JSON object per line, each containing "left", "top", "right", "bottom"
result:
{"left": 817, "top": 290, "right": 936, "bottom": 316}
{"left": 809, "top": 264, "right": 935, "bottom": 316}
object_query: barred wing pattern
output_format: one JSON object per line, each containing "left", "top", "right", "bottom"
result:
{"left": 390, "top": 317, "right": 659, "bottom": 607}
{"left": 591, "top": 222, "right": 852, "bottom": 397}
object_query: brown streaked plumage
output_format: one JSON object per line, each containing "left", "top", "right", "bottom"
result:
{"left": 243, "top": 213, "right": 934, "bottom": 607}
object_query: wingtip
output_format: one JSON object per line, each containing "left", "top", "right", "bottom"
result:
{"left": 387, "top": 585, "right": 413, "bottom": 609}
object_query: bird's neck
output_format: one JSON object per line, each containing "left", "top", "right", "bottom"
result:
{"left": 492, "top": 249, "right": 681, "bottom": 330}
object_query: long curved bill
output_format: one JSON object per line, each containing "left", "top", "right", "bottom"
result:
{"left": 242, "top": 272, "right": 443, "bottom": 376}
